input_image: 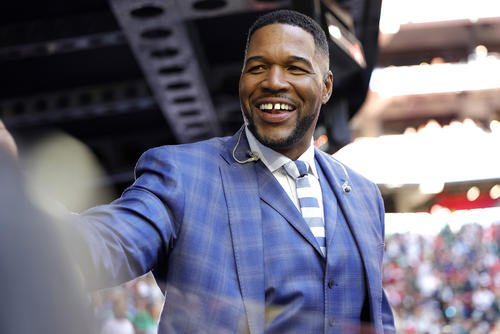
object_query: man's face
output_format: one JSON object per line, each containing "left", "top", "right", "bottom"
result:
{"left": 239, "top": 23, "right": 333, "bottom": 159}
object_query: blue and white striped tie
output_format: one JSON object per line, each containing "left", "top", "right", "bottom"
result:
{"left": 284, "top": 160, "right": 326, "bottom": 256}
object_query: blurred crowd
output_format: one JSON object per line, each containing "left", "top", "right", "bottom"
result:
{"left": 92, "top": 273, "right": 164, "bottom": 334}
{"left": 91, "top": 222, "right": 499, "bottom": 334}
{"left": 384, "top": 222, "right": 500, "bottom": 333}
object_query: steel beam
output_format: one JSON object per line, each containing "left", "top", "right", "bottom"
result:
{"left": 0, "top": 80, "right": 154, "bottom": 127}
{"left": 0, "top": 31, "right": 126, "bottom": 61}
{"left": 109, "top": 0, "right": 216, "bottom": 142}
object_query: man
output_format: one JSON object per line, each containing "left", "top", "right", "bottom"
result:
{"left": 1, "top": 10, "right": 395, "bottom": 333}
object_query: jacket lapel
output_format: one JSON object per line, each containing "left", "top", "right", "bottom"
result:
{"left": 255, "top": 164, "right": 325, "bottom": 257}
{"left": 220, "top": 128, "right": 264, "bottom": 334}
{"left": 223, "top": 127, "right": 325, "bottom": 256}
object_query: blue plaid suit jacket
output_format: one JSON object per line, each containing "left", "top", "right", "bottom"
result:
{"left": 77, "top": 127, "right": 395, "bottom": 333}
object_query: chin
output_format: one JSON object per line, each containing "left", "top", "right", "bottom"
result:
{"left": 256, "top": 131, "right": 297, "bottom": 150}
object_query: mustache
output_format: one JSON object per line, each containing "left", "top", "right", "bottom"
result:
{"left": 252, "top": 94, "right": 298, "bottom": 105}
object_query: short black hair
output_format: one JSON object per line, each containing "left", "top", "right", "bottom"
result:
{"left": 245, "top": 9, "right": 329, "bottom": 60}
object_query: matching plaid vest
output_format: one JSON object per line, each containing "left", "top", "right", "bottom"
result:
{"left": 262, "top": 159, "right": 368, "bottom": 333}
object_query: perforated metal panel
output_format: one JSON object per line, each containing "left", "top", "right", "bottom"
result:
{"left": 108, "top": 0, "right": 223, "bottom": 142}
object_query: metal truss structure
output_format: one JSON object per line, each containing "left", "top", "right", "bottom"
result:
{"left": 0, "top": 0, "right": 381, "bottom": 191}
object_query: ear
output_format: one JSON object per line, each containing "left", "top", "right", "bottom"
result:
{"left": 322, "top": 70, "right": 333, "bottom": 104}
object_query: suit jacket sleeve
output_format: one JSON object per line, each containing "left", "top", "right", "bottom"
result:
{"left": 73, "top": 147, "right": 183, "bottom": 289}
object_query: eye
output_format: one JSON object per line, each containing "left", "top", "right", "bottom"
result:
{"left": 246, "top": 64, "right": 267, "bottom": 74}
{"left": 287, "top": 65, "right": 308, "bottom": 74}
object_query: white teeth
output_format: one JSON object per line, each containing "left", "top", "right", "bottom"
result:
{"left": 259, "top": 103, "right": 293, "bottom": 111}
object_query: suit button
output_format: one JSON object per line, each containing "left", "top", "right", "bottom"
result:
{"left": 327, "top": 280, "right": 335, "bottom": 288}
{"left": 328, "top": 318, "right": 336, "bottom": 326}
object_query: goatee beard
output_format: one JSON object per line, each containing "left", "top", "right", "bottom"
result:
{"left": 246, "top": 112, "right": 316, "bottom": 151}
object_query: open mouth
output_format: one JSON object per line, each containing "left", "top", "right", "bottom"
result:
{"left": 252, "top": 101, "right": 297, "bottom": 123}
{"left": 257, "top": 102, "right": 296, "bottom": 113}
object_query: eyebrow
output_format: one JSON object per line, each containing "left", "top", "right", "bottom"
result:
{"left": 288, "top": 56, "right": 314, "bottom": 69}
{"left": 243, "top": 56, "right": 265, "bottom": 67}
{"left": 244, "top": 55, "right": 314, "bottom": 69}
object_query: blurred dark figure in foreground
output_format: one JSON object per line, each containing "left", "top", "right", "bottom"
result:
{"left": 0, "top": 144, "right": 95, "bottom": 334}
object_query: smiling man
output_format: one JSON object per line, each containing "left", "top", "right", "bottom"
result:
{"left": 240, "top": 17, "right": 333, "bottom": 160}
{"left": 0, "top": 9, "right": 395, "bottom": 334}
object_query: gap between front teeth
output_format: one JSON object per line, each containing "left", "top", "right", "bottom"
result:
{"left": 259, "top": 103, "right": 292, "bottom": 110}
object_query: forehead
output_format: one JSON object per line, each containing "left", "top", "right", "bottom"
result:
{"left": 247, "top": 23, "right": 317, "bottom": 58}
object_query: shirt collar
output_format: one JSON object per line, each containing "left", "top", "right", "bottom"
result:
{"left": 245, "top": 126, "right": 318, "bottom": 178}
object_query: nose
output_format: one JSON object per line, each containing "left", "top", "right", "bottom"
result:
{"left": 261, "top": 65, "right": 289, "bottom": 92}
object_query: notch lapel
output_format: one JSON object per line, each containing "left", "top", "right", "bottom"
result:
{"left": 222, "top": 127, "right": 325, "bottom": 257}
{"left": 255, "top": 163, "right": 325, "bottom": 257}
{"left": 220, "top": 128, "right": 264, "bottom": 334}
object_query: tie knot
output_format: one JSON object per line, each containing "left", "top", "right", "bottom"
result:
{"left": 284, "top": 160, "right": 309, "bottom": 179}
